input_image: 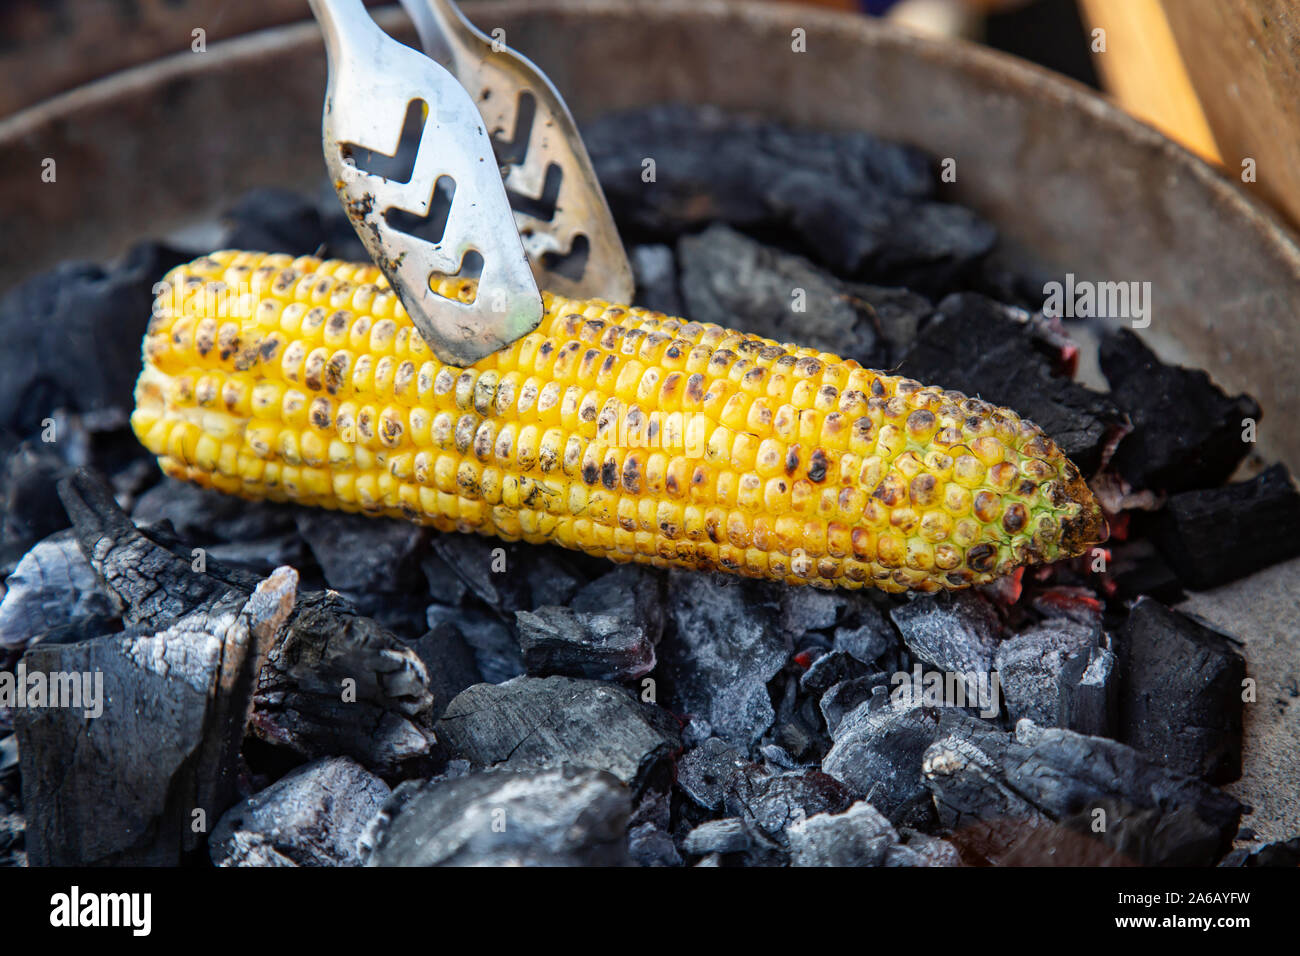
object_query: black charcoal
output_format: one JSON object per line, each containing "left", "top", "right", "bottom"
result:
{"left": 682, "top": 818, "right": 752, "bottom": 857}
{"left": 1116, "top": 597, "right": 1245, "bottom": 784}
{"left": 1153, "top": 464, "right": 1300, "bottom": 590}
{"left": 0, "top": 530, "right": 118, "bottom": 652}
{"left": 132, "top": 477, "right": 295, "bottom": 543}
{"left": 295, "top": 510, "right": 425, "bottom": 594}
{"left": 220, "top": 188, "right": 326, "bottom": 256}
{"left": 210, "top": 756, "right": 389, "bottom": 867}
{"left": 436, "top": 676, "right": 680, "bottom": 791}
{"left": 993, "top": 619, "right": 1104, "bottom": 730}
{"left": 923, "top": 718, "right": 1243, "bottom": 866}
{"left": 786, "top": 800, "right": 898, "bottom": 866}
{"left": 630, "top": 244, "right": 684, "bottom": 316}
{"left": 0, "top": 242, "right": 188, "bottom": 442}
{"left": 426, "top": 604, "right": 523, "bottom": 684}
{"left": 798, "top": 650, "right": 871, "bottom": 699}
{"left": 658, "top": 571, "right": 786, "bottom": 748}
{"left": 430, "top": 535, "right": 530, "bottom": 614}
{"left": 822, "top": 700, "right": 947, "bottom": 825}
{"left": 18, "top": 568, "right": 296, "bottom": 865}
{"left": 364, "top": 767, "right": 630, "bottom": 866}
{"left": 832, "top": 602, "right": 895, "bottom": 665}
{"left": 570, "top": 564, "right": 665, "bottom": 645}
{"left": 819, "top": 674, "right": 893, "bottom": 735}
{"left": 410, "top": 621, "right": 482, "bottom": 720}
{"left": 890, "top": 590, "right": 1001, "bottom": 686}
{"left": 1100, "top": 328, "right": 1260, "bottom": 493}
{"left": 516, "top": 605, "right": 655, "bottom": 681}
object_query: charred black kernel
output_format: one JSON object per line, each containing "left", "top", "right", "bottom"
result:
{"left": 705, "top": 517, "right": 721, "bottom": 543}
{"left": 600, "top": 459, "right": 619, "bottom": 490}
{"left": 600, "top": 354, "right": 618, "bottom": 375}
{"left": 967, "top": 544, "right": 997, "bottom": 572}
{"left": 870, "top": 378, "right": 886, "bottom": 396}
{"left": 1016, "top": 480, "right": 1037, "bottom": 497}
{"left": 759, "top": 345, "right": 785, "bottom": 361}
{"left": 665, "top": 472, "right": 680, "bottom": 495}
{"left": 580, "top": 402, "right": 599, "bottom": 423}
{"left": 807, "top": 449, "right": 829, "bottom": 483}
{"left": 666, "top": 345, "right": 682, "bottom": 360}
{"left": 259, "top": 336, "right": 282, "bottom": 362}
{"left": 310, "top": 401, "right": 332, "bottom": 430}
{"left": 966, "top": 416, "right": 983, "bottom": 430}
{"left": 622, "top": 457, "right": 642, "bottom": 493}
{"left": 685, "top": 374, "right": 706, "bottom": 402}
{"left": 538, "top": 341, "right": 554, "bottom": 358}
{"left": 326, "top": 311, "right": 349, "bottom": 335}
{"left": 1002, "top": 503, "right": 1027, "bottom": 533}
{"left": 785, "top": 447, "right": 801, "bottom": 475}
{"left": 581, "top": 461, "right": 600, "bottom": 485}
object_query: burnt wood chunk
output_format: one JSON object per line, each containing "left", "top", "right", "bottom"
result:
{"left": 1116, "top": 597, "right": 1245, "bottom": 784}
{"left": 1153, "top": 464, "right": 1300, "bottom": 590}
{"left": 1100, "top": 328, "right": 1260, "bottom": 493}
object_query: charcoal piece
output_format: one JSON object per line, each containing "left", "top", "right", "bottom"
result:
{"left": 627, "top": 788, "right": 681, "bottom": 867}
{"left": 570, "top": 564, "right": 666, "bottom": 645}
{"left": 585, "top": 105, "right": 993, "bottom": 289}
{"left": 410, "top": 622, "right": 482, "bottom": 720}
{"left": 1100, "top": 328, "right": 1260, "bottom": 493}
{"left": 630, "top": 244, "right": 683, "bottom": 316}
{"left": 832, "top": 603, "right": 895, "bottom": 665}
{"left": 254, "top": 590, "right": 437, "bottom": 775}
{"left": 1063, "top": 644, "right": 1118, "bottom": 739}
{"left": 436, "top": 676, "right": 680, "bottom": 791}
{"left": 1116, "top": 597, "right": 1245, "bottom": 784}
{"left": 819, "top": 674, "right": 893, "bottom": 735}
{"left": 675, "top": 736, "right": 850, "bottom": 842}
{"left": 890, "top": 590, "right": 1001, "bottom": 690}
{"left": 798, "top": 650, "right": 871, "bottom": 699}
{"left": 780, "top": 585, "right": 853, "bottom": 635}
{"left": 209, "top": 757, "right": 389, "bottom": 867}
{"left": 993, "top": 619, "right": 1103, "bottom": 729}
{"left": 426, "top": 604, "right": 523, "bottom": 684}
{"left": 786, "top": 801, "right": 898, "bottom": 866}
{"left": 821, "top": 700, "right": 947, "bottom": 824}
{"left": 364, "top": 767, "right": 630, "bottom": 866}
{"left": 421, "top": 552, "right": 468, "bottom": 606}
{"left": 525, "top": 553, "right": 584, "bottom": 608}
{"left": 132, "top": 478, "right": 295, "bottom": 543}
{"left": 923, "top": 718, "right": 1243, "bottom": 866}
{"left": 897, "top": 294, "right": 1124, "bottom": 475}
{"left": 2, "top": 443, "right": 71, "bottom": 545}
{"left": 0, "top": 530, "right": 117, "bottom": 651}
{"left": 17, "top": 567, "right": 296, "bottom": 866}
{"left": 0, "top": 775, "right": 24, "bottom": 868}
{"left": 220, "top": 188, "right": 325, "bottom": 256}
{"left": 1220, "top": 836, "right": 1300, "bottom": 867}
{"left": 682, "top": 818, "right": 752, "bottom": 857}
{"left": 658, "top": 571, "right": 786, "bottom": 748}
{"left": 516, "top": 606, "right": 655, "bottom": 681}
{"left": 1106, "top": 539, "right": 1185, "bottom": 604}
{"left": 677, "top": 224, "right": 887, "bottom": 365}
{"left": 675, "top": 737, "right": 757, "bottom": 813}
{"left": 886, "top": 829, "right": 963, "bottom": 867}
{"left": 60, "top": 469, "right": 261, "bottom": 632}
{"left": 430, "top": 535, "right": 531, "bottom": 614}
{"left": 1153, "top": 464, "right": 1300, "bottom": 590}
{"left": 204, "top": 535, "right": 309, "bottom": 576}
{"left": 294, "top": 510, "right": 425, "bottom": 594}
{"left": 0, "top": 241, "right": 188, "bottom": 440}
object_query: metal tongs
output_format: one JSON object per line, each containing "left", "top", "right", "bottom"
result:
{"left": 308, "top": 0, "right": 633, "bottom": 365}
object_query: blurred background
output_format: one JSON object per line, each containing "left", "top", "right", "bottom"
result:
{"left": 1, "top": 0, "right": 1297, "bottom": 227}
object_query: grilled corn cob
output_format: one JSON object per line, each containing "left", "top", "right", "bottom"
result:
{"left": 131, "top": 251, "right": 1106, "bottom": 592}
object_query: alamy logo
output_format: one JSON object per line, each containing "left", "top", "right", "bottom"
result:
{"left": 1042, "top": 273, "right": 1151, "bottom": 328}
{"left": 890, "top": 665, "right": 1002, "bottom": 719}
{"left": 49, "top": 886, "right": 151, "bottom": 936}
{"left": 0, "top": 662, "right": 103, "bottom": 718}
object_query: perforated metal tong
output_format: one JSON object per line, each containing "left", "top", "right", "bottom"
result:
{"left": 308, "top": 0, "right": 632, "bottom": 365}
